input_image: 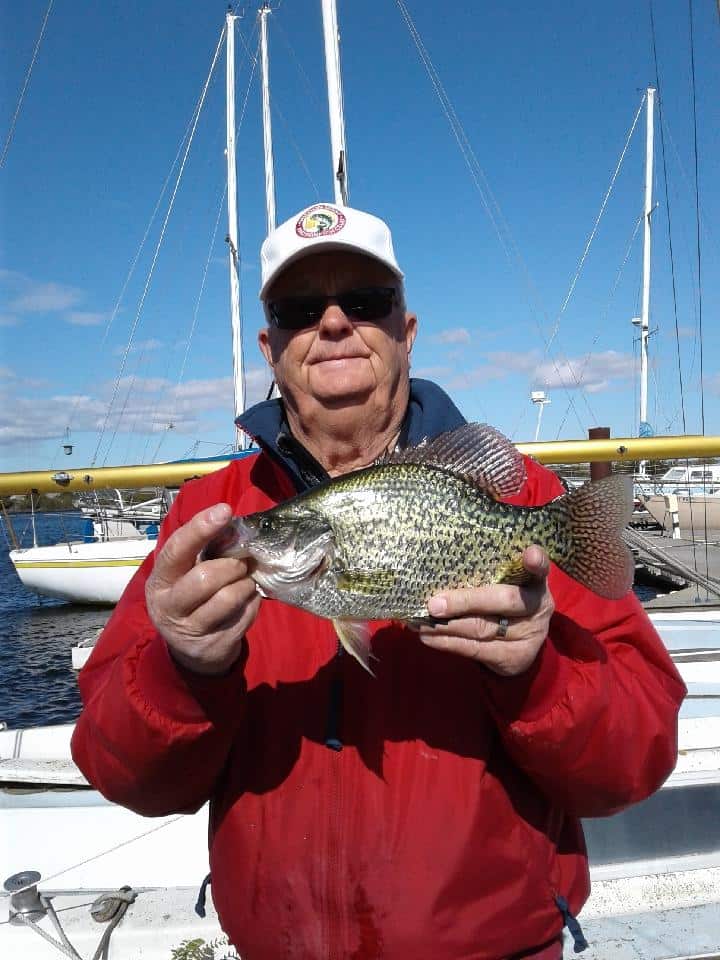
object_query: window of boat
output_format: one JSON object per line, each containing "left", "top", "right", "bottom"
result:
{"left": 583, "top": 782, "right": 720, "bottom": 865}
{"left": 689, "top": 470, "right": 713, "bottom": 481}
{"left": 663, "top": 469, "right": 686, "bottom": 481}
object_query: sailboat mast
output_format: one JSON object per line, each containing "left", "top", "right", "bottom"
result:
{"left": 225, "top": 11, "right": 246, "bottom": 451}
{"left": 320, "top": 0, "right": 348, "bottom": 204}
{"left": 638, "top": 86, "right": 655, "bottom": 473}
{"left": 259, "top": 3, "right": 276, "bottom": 232}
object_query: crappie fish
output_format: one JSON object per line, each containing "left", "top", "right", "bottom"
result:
{"left": 203, "top": 423, "right": 634, "bottom": 672}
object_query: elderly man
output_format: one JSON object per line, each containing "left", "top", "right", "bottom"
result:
{"left": 72, "top": 202, "right": 685, "bottom": 960}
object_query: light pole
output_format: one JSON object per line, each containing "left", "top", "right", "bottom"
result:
{"left": 531, "top": 391, "right": 551, "bottom": 442}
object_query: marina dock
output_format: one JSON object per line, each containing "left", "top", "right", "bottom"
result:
{"left": 629, "top": 523, "right": 720, "bottom": 608}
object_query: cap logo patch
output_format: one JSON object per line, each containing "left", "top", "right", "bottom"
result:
{"left": 295, "top": 204, "right": 346, "bottom": 239}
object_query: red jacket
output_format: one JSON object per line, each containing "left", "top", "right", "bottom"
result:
{"left": 71, "top": 452, "right": 685, "bottom": 960}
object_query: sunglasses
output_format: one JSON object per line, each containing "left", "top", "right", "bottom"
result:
{"left": 267, "top": 286, "right": 398, "bottom": 331}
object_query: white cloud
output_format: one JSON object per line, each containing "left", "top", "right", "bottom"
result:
{"left": 67, "top": 311, "right": 107, "bottom": 327}
{"left": 430, "top": 328, "right": 471, "bottom": 345}
{"left": 0, "top": 313, "right": 20, "bottom": 326}
{"left": 0, "top": 365, "right": 272, "bottom": 450}
{"left": 9, "top": 282, "right": 84, "bottom": 313}
{"left": 533, "top": 350, "right": 635, "bottom": 393}
{"left": 412, "top": 365, "right": 453, "bottom": 380}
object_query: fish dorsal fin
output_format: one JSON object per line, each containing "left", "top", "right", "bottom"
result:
{"left": 385, "top": 422, "right": 526, "bottom": 500}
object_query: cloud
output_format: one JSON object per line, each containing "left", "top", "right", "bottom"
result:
{"left": 67, "top": 311, "right": 107, "bottom": 327}
{"left": 9, "top": 282, "right": 84, "bottom": 313}
{"left": 533, "top": 350, "right": 635, "bottom": 393}
{"left": 446, "top": 365, "right": 507, "bottom": 390}
{"left": 112, "top": 338, "right": 164, "bottom": 356}
{"left": 412, "top": 365, "right": 454, "bottom": 380}
{"left": 0, "top": 365, "right": 272, "bottom": 450}
{"left": 483, "top": 350, "right": 542, "bottom": 373}
{"left": 0, "top": 313, "right": 20, "bottom": 326}
{"left": 430, "top": 328, "right": 471, "bottom": 345}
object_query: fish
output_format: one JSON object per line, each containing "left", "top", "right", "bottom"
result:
{"left": 203, "top": 422, "right": 634, "bottom": 672}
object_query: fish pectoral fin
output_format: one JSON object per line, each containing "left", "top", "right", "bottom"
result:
{"left": 336, "top": 569, "right": 397, "bottom": 595}
{"left": 495, "top": 557, "right": 532, "bottom": 585}
{"left": 333, "top": 619, "right": 376, "bottom": 675}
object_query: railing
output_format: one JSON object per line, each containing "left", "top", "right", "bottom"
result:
{"left": 0, "top": 435, "right": 719, "bottom": 496}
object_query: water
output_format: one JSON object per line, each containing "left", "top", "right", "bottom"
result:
{"left": 1, "top": 513, "right": 112, "bottom": 729}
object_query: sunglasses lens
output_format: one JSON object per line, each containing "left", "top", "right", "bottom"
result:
{"left": 268, "top": 287, "right": 396, "bottom": 329}
{"left": 269, "top": 297, "right": 327, "bottom": 330}
{"left": 338, "top": 288, "right": 395, "bottom": 321}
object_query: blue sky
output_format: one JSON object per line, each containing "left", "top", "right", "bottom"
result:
{"left": 1, "top": 0, "right": 718, "bottom": 474}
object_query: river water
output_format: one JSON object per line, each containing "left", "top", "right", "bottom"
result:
{"left": 0, "top": 513, "right": 112, "bottom": 728}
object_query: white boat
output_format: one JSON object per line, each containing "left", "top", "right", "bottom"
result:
{"left": 6, "top": 490, "right": 169, "bottom": 605}
{"left": 3, "top": 615, "right": 718, "bottom": 960}
{"left": 9, "top": 537, "right": 156, "bottom": 605}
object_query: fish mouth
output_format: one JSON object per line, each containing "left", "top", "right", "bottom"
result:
{"left": 202, "top": 517, "right": 259, "bottom": 561}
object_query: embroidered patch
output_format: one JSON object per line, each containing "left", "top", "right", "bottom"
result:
{"left": 295, "top": 204, "right": 346, "bottom": 238}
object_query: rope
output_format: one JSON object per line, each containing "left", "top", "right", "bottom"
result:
{"left": 0, "top": 817, "right": 182, "bottom": 900}
{"left": 92, "top": 25, "right": 227, "bottom": 467}
{"left": 0, "top": 0, "right": 55, "bottom": 169}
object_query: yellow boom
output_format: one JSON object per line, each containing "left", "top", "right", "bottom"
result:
{"left": 0, "top": 434, "right": 719, "bottom": 496}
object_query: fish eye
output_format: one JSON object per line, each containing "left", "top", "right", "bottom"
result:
{"left": 259, "top": 516, "right": 273, "bottom": 532}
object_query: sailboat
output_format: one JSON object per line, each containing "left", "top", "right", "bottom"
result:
{"left": 2, "top": 2, "right": 720, "bottom": 957}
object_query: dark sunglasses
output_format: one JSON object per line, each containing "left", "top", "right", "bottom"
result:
{"left": 267, "top": 286, "right": 398, "bottom": 330}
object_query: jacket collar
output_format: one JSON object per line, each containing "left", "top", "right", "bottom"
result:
{"left": 236, "top": 378, "right": 466, "bottom": 493}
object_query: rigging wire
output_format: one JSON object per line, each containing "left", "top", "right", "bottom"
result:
{"left": 548, "top": 96, "right": 645, "bottom": 357}
{"left": 555, "top": 214, "right": 643, "bottom": 435}
{"left": 62, "top": 105, "right": 204, "bottom": 451}
{"left": 393, "top": 0, "right": 635, "bottom": 437}
{"left": 0, "top": 0, "right": 54, "bottom": 169}
{"left": 150, "top": 27, "right": 262, "bottom": 465}
{"left": 93, "top": 25, "right": 227, "bottom": 467}
{"left": 649, "top": 0, "right": 687, "bottom": 436}
{"left": 688, "top": 0, "right": 705, "bottom": 439}
{"left": 688, "top": 0, "right": 710, "bottom": 590}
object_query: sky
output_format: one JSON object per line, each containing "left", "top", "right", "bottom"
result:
{"left": 0, "top": 0, "right": 718, "bottom": 474}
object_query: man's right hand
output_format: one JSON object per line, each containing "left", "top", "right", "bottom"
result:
{"left": 146, "top": 503, "right": 261, "bottom": 676}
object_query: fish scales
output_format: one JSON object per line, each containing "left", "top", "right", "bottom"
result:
{"left": 283, "top": 462, "right": 572, "bottom": 621}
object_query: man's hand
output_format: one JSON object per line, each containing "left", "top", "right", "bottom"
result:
{"left": 146, "top": 503, "right": 261, "bottom": 676}
{"left": 416, "top": 546, "right": 554, "bottom": 676}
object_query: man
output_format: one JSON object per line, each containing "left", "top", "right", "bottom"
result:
{"left": 72, "top": 202, "right": 685, "bottom": 960}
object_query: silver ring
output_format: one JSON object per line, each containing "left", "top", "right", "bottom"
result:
{"left": 496, "top": 616, "right": 510, "bottom": 639}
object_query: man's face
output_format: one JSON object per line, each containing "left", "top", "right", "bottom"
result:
{"left": 258, "top": 251, "right": 417, "bottom": 416}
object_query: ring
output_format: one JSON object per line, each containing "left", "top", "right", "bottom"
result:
{"left": 496, "top": 616, "right": 510, "bottom": 639}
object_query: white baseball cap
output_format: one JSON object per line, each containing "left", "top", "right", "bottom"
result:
{"left": 259, "top": 202, "right": 404, "bottom": 299}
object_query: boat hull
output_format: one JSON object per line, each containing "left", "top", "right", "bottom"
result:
{"left": 9, "top": 539, "right": 155, "bottom": 604}
{"left": 643, "top": 493, "right": 720, "bottom": 535}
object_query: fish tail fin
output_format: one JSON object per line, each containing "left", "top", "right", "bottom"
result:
{"left": 333, "top": 619, "right": 376, "bottom": 675}
{"left": 555, "top": 474, "right": 635, "bottom": 599}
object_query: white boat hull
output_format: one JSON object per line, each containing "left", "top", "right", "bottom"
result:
{"left": 9, "top": 539, "right": 155, "bottom": 605}
{"left": 643, "top": 493, "right": 720, "bottom": 535}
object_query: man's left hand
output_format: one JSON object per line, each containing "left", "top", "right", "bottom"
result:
{"left": 416, "top": 546, "right": 554, "bottom": 676}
